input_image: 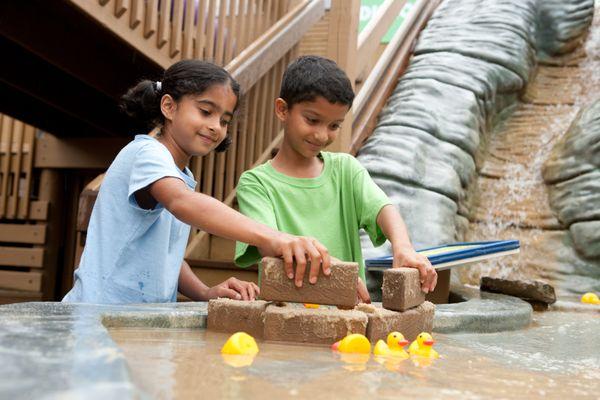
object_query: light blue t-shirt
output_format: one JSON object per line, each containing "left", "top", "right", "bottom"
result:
{"left": 62, "top": 135, "right": 197, "bottom": 304}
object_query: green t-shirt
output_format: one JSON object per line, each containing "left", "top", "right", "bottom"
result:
{"left": 235, "top": 151, "right": 391, "bottom": 281}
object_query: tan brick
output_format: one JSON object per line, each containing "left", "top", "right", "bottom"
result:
{"left": 263, "top": 303, "right": 368, "bottom": 345}
{"left": 207, "top": 298, "right": 268, "bottom": 338}
{"left": 260, "top": 257, "right": 358, "bottom": 308}
{"left": 356, "top": 301, "right": 435, "bottom": 342}
{"left": 382, "top": 268, "right": 426, "bottom": 311}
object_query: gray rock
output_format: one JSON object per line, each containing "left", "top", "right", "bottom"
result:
{"left": 433, "top": 285, "right": 533, "bottom": 333}
{"left": 480, "top": 276, "right": 557, "bottom": 304}
{"left": 537, "top": 0, "right": 595, "bottom": 56}
{"left": 547, "top": 169, "right": 600, "bottom": 225}
{"left": 570, "top": 221, "right": 600, "bottom": 259}
{"left": 543, "top": 99, "right": 600, "bottom": 184}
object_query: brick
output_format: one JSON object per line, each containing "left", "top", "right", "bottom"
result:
{"left": 356, "top": 301, "right": 435, "bottom": 342}
{"left": 382, "top": 268, "right": 425, "bottom": 311}
{"left": 207, "top": 298, "right": 268, "bottom": 338}
{"left": 263, "top": 303, "right": 367, "bottom": 345}
{"left": 260, "top": 257, "right": 358, "bottom": 308}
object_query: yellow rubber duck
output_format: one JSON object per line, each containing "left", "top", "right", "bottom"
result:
{"left": 304, "top": 303, "right": 320, "bottom": 309}
{"left": 581, "top": 292, "right": 600, "bottom": 305}
{"left": 373, "top": 332, "right": 409, "bottom": 358}
{"left": 331, "top": 333, "right": 371, "bottom": 354}
{"left": 408, "top": 332, "right": 439, "bottom": 359}
{"left": 221, "top": 332, "right": 259, "bottom": 355}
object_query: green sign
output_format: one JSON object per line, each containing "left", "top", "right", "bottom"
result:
{"left": 359, "top": 0, "right": 418, "bottom": 43}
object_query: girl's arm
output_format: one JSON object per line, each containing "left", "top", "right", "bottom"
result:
{"left": 376, "top": 204, "right": 437, "bottom": 293}
{"left": 146, "top": 177, "right": 331, "bottom": 279}
{"left": 178, "top": 260, "right": 259, "bottom": 301}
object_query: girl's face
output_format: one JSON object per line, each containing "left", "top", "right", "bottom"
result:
{"left": 162, "top": 83, "right": 237, "bottom": 157}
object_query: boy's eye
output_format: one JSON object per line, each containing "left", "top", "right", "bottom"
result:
{"left": 221, "top": 119, "right": 231, "bottom": 127}
{"left": 305, "top": 116, "right": 318, "bottom": 124}
{"left": 200, "top": 108, "right": 211, "bottom": 116}
{"left": 330, "top": 123, "right": 341, "bottom": 130}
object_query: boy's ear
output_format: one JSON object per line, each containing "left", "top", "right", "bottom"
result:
{"left": 160, "top": 94, "right": 176, "bottom": 121}
{"left": 274, "top": 98, "right": 288, "bottom": 122}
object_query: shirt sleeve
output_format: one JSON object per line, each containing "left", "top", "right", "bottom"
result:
{"left": 234, "top": 173, "right": 278, "bottom": 268}
{"left": 127, "top": 142, "right": 185, "bottom": 210}
{"left": 352, "top": 159, "right": 392, "bottom": 247}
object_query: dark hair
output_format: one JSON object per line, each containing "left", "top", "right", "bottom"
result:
{"left": 279, "top": 55, "right": 354, "bottom": 109}
{"left": 120, "top": 59, "right": 241, "bottom": 152}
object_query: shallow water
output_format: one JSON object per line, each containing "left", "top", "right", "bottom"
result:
{"left": 110, "top": 311, "right": 599, "bottom": 400}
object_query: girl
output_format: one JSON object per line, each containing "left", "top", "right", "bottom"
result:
{"left": 63, "top": 60, "right": 331, "bottom": 304}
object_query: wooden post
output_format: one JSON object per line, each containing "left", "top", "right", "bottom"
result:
{"left": 324, "top": 0, "right": 360, "bottom": 153}
{"left": 37, "top": 169, "right": 63, "bottom": 300}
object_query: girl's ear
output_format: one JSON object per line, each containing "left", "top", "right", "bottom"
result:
{"left": 274, "top": 98, "right": 288, "bottom": 122}
{"left": 160, "top": 94, "right": 177, "bottom": 122}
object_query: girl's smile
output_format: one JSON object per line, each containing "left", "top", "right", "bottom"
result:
{"left": 159, "top": 83, "right": 237, "bottom": 169}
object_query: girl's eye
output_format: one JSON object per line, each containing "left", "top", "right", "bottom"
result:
{"left": 221, "top": 119, "right": 230, "bottom": 127}
{"left": 330, "top": 124, "right": 341, "bottom": 130}
{"left": 305, "top": 117, "right": 318, "bottom": 124}
{"left": 200, "top": 109, "right": 211, "bottom": 116}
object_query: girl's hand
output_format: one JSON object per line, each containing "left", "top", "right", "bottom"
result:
{"left": 392, "top": 246, "right": 437, "bottom": 293}
{"left": 266, "top": 232, "right": 332, "bottom": 288}
{"left": 205, "top": 277, "right": 260, "bottom": 301}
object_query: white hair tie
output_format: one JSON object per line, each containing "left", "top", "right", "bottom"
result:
{"left": 155, "top": 81, "right": 162, "bottom": 92}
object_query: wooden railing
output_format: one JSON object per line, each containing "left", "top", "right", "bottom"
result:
{"left": 70, "top": 0, "right": 293, "bottom": 68}
{"left": 351, "top": 0, "right": 441, "bottom": 155}
{"left": 0, "top": 115, "right": 36, "bottom": 221}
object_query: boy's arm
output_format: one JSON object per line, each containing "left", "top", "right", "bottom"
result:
{"left": 146, "top": 177, "right": 331, "bottom": 281}
{"left": 376, "top": 205, "right": 437, "bottom": 293}
{"left": 178, "top": 260, "right": 259, "bottom": 301}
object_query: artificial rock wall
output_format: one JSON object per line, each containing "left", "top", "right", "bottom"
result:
{"left": 358, "top": 0, "right": 596, "bottom": 294}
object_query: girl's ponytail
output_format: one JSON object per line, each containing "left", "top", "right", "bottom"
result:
{"left": 120, "top": 80, "right": 163, "bottom": 130}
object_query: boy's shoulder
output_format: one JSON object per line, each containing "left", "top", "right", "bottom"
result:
{"left": 322, "top": 151, "right": 364, "bottom": 172}
{"left": 238, "top": 162, "right": 271, "bottom": 186}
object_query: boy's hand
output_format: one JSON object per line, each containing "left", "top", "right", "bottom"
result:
{"left": 205, "top": 277, "right": 260, "bottom": 301}
{"left": 268, "top": 232, "right": 331, "bottom": 287}
{"left": 357, "top": 277, "right": 371, "bottom": 304}
{"left": 392, "top": 246, "right": 437, "bottom": 293}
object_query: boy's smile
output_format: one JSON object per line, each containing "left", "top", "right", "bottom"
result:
{"left": 275, "top": 96, "right": 349, "bottom": 161}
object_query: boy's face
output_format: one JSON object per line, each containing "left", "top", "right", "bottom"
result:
{"left": 275, "top": 96, "right": 349, "bottom": 158}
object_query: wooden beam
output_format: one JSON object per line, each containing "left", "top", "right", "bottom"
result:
{"left": 34, "top": 133, "right": 129, "bottom": 169}
{"left": 0, "top": 224, "right": 46, "bottom": 244}
{"left": 29, "top": 201, "right": 49, "bottom": 221}
{"left": 0, "top": 247, "right": 44, "bottom": 268}
{"left": 226, "top": 0, "right": 325, "bottom": 90}
{"left": 0, "top": 270, "right": 42, "bottom": 292}
{"left": 0, "top": 289, "right": 43, "bottom": 305}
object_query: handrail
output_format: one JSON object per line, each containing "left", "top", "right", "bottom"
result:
{"left": 227, "top": 0, "right": 325, "bottom": 90}
{"left": 356, "top": 0, "right": 408, "bottom": 79}
{"left": 351, "top": 0, "right": 440, "bottom": 155}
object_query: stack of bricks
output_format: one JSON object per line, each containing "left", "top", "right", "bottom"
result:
{"left": 207, "top": 257, "right": 434, "bottom": 345}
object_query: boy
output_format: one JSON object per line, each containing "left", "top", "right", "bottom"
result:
{"left": 235, "top": 56, "right": 437, "bottom": 301}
